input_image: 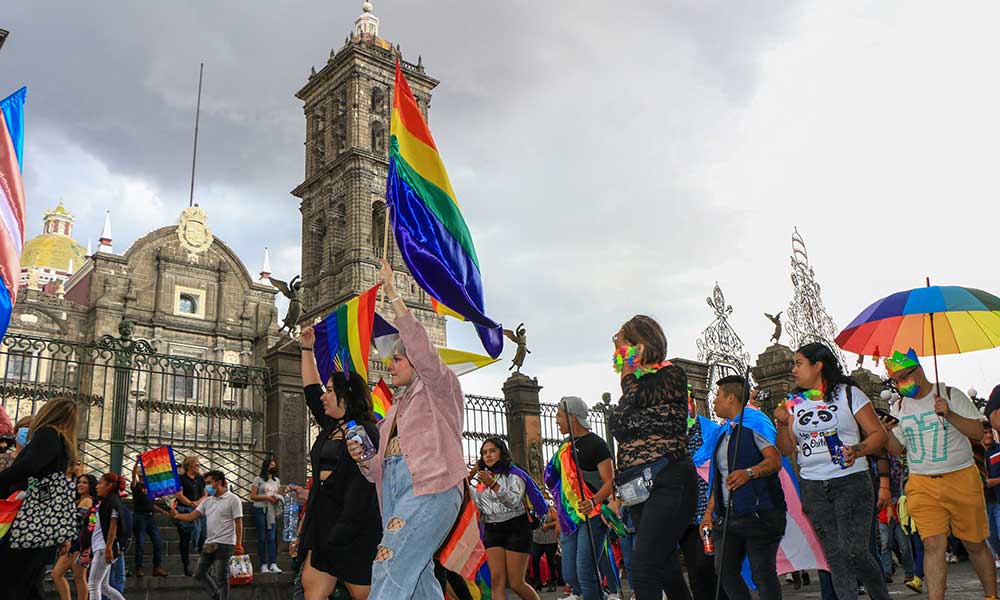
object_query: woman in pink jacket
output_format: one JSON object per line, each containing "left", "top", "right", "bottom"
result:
{"left": 348, "top": 260, "right": 466, "bottom": 600}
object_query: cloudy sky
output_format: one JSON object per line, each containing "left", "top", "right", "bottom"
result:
{"left": 3, "top": 1, "right": 999, "bottom": 405}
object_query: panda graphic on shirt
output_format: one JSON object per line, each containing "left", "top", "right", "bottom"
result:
{"left": 793, "top": 402, "right": 840, "bottom": 459}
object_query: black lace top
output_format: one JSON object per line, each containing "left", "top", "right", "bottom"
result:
{"left": 609, "top": 364, "right": 689, "bottom": 470}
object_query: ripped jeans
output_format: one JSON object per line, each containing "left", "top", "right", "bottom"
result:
{"left": 370, "top": 453, "right": 462, "bottom": 600}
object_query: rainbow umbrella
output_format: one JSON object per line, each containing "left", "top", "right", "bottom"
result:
{"left": 835, "top": 280, "right": 1000, "bottom": 389}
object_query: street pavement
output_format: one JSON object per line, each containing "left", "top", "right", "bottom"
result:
{"left": 537, "top": 561, "right": 992, "bottom": 599}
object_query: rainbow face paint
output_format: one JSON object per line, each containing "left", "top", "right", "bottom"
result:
{"left": 897, "top": 378, "right": 920, "bottom": 398}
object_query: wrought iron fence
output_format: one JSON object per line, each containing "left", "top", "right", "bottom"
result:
{"left": 0, "top": 327, "right": 271, "bottom": 496}
{"left": 539, "top": 400, "right": 615, "bottom": 467}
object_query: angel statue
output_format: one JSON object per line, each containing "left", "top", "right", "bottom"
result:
{"left": 268, "top": 275, "right": 303, "bottom": 336}
{"left": 503, "top": 323, "right": 530, "bottom": 373}
{"left": 765, "top": 311, "right": 783, "bottom": 344}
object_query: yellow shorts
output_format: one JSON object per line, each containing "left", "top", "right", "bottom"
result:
{"left": 905, "top": 464, "right": 989, "bottom": 542}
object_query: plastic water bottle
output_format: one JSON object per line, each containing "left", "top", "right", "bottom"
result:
{"left": 283, "top": 490, "right": 299, "bottom": 542}
{"left": 345, "top": 420, "right": 377, "bottom": 461}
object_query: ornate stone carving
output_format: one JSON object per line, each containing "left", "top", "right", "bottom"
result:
{"left": 176, "top": 205, "right": 214, "bottom": 260}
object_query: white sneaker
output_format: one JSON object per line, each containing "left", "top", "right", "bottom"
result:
{"left": 607, "top": 595, "right": 621, "bottom": 600}
{"left": 260, "top": 564, "right": 272, "bottom": 573}
{"left": 557, "top": 595, "right": 580, "bottom": 600}
{"left": 269, "top": 563, "right": 282, "bottom": 573}
{"left": 995, "top": 558, "right": 1000, "bottom": 568}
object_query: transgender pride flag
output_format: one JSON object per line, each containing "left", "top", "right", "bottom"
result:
{"left": 0, "top": 88, "right": 27, "bottom": 339}
{"left": 694, "top": 412, "right": 828, "bottom": 577}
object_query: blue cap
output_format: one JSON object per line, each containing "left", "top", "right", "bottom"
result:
{"left": 345, "top": 420, "right": 357, "bottom": 428}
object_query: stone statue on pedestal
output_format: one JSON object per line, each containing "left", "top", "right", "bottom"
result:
{"left": 268, "top": 275, "right": 303, "bottom": 336}
{"left": 765, "top": 311, "right": 783, "bottom": 344}
{"left": 503, "top": 323, "right": 530, "bottom": 373}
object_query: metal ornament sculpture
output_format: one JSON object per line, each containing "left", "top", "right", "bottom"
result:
{"left": 786, "top": 228, "right": 847, "bottom": 365}
{"left": 268, "top": 275, "right": 303, "bottom": 336}
{"left": 765, "top": 311, "right": 783, "bottom": 344}
{"left": 503, "top": 323, "right": 530, "bottom": 373}
{"left": 696, "top": 283, "right": 752, "bottom": 420}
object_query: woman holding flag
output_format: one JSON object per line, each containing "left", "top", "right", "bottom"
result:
{"left": 299, "top": 327, "right": 382, "bottom": 600}
{"left": 348, "top": 260, "right": 465, "bottom": 600}
{"left": 469, "top": 436, "right": 546, "bottom": 600}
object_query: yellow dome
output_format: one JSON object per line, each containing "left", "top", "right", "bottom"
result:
{"left": 21, "top": 234, "right": 87, "bottom": 272}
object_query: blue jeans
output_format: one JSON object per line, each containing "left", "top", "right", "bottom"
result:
{"left": 987, "top": 502, "right": 1000, "bottom": 557}
{"left": 879, "top": 520, "right": 914, "bottom": 578}
{"left": 370, "top": 454, "right": 462, "bottom": 600}
{"left": 561, "top": 519, "right": 609, "bottom": 600}
{"left": 110, "top": 555, "right": 125, "bottom": 593}
{"left": 176, "top": 505, "right": 206, "bottom": 570}
{"left": 253, "top": 506, "right": 278, "bottom": 566}
{"left": 134, "top": 511, "right": 164, "bottom": 569}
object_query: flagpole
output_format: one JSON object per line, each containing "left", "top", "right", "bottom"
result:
{"left": 188, "top": 63, "right": 204, "bottom": 208}
{"left": 927, "top": 276, "right": 945, "bottom": 413}
{"left": 380, "top": 203, "right": 392, "bottom": 309}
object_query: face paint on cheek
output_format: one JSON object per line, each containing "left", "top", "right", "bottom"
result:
{"left": 898, "top": 379, "right": 920, "bottom": 398}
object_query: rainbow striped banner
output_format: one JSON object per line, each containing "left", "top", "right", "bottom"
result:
{"left": 372, "top": 377, "right": 393, "bottom": 421}
{"left": 314, "top": 285, "right": 378, "bottom": 383}
{"left": 386, "top": 62, "right": 503, "bottom": 359}
{"left": 0, "top": 87, "right": 28, "bottom": 339}
{"left": 140, "top": 446, "right": 181, "bottom": 499}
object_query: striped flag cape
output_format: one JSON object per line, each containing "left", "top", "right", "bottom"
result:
{"left": 371, "top": 377, "right": 393, "bottom": 421}
{"left": 313, "top": 285, "right": 379, "bottom": 383}
{"left": 436, "top": 483, "right": 487, "bottom": 580}
{"left": 386, "top": 61, "right": 503, "bottom": 358}
{"left": 693, "top": 412, "right": 828, "bottom": 576}
{"left": 0, "top": 87, "right": 28, "bottom": 339}
{"left": 372, "top": 312, "right": 499, "bottom": 376}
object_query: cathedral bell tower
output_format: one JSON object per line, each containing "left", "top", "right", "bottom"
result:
{"left": 292, "top": 2, "right": 446, "bottom": 352}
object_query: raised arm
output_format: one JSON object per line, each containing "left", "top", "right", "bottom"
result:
{"left": 378, "top": 260, "right": 458, "bottom": 401}
{"left": 300, "top": 326, "right": 322, "bottom": 387}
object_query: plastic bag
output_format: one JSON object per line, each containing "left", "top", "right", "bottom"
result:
{"left": 228, "top": 553, "right": 254, "bottom": 585}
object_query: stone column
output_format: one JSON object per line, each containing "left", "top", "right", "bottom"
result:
{"left": 671, "top": 357, "right": 709, "bottom": 416}
{"left": 751, "top": 344, "right": 797, "bottom": 418}
{"left": 264, "top": 342, "right": 308, "bottom": 485}
{"left": 851, "top": 367, "right": 889, "bottom": 411}
{"left": 503, "top": 373, "right": 544, "bottom": 482}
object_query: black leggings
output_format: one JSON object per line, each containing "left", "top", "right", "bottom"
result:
{"left": 530, "top": 542, "right": 561, "bottom": 586}
{"left": 629, "top": 458, "right": 698, "bottom": 600}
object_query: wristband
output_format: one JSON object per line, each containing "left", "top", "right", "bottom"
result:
{"left": 301, "top": 346, "right": 314, "bottom": 352}
{"left": 388, "top": 296, "right": 402, "bottom": 304}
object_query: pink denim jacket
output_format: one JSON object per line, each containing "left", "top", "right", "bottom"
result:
{"left": 363, "top": 311, "right": 466, "bottom": 504}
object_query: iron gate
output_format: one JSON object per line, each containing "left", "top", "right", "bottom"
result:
{"left": 0, "top": 323, "right": 270, "bottom": 496}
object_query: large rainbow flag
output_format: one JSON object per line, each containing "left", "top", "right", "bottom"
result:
{"left": 386, "top": 62, "right": 503, "bottom": 359}
{"left": 139, "top": 446, "right": 182, "bottom": 499}
{"left": 0, "top": 88, "right": 28, "bottom": 339}
{"left": 313, "top": 285, "right": 379, "bottom": 383}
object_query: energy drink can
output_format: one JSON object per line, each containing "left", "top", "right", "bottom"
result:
{"left": 823, "top": 431, "right": 847, "bottom": 469}
{"left": 701, "top": 527, "right": 714, "bottom": 556}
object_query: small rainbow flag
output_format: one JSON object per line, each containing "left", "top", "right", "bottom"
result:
{"left": 313, "top": 285, "right": 379, "bottom": 383}
{"left": 0, "top": 491, "right": 23, "bottom": 540}
{"left": 139, "top": 446, "right": 181, "bottom": 499}
{"left": 372, "top": 378, "right": 393, "bottom": 421}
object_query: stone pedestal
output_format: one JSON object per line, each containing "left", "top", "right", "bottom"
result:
{"left": 751, "top": 344, "right": 797, "bottom": 417}
{"left": 851, "top": 367, "right": 889, "bottom": 411}
{"left": 264, "top": 341, "right": 308, "bottom": 485}
{"left": 503, "top": 373, "right": 544, "bottom": 482}
{"left": 671, "top": 357, "right": 709, "bottom": 416}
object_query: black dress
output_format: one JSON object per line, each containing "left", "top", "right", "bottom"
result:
{"left": 298, "top": 384, "right": 382, "bottom": 584}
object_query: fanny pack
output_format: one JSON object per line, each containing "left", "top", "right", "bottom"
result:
{"left": 615, "top": 458, "right": 670, "bottom": 507}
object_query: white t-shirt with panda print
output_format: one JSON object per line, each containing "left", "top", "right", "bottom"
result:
{"left": 789, "top": 384, "right": 871, "bottom": 481}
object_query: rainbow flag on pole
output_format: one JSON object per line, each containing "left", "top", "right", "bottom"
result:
{"left": 371, "top": 377, "right": 393, "bottom": 420}
{"left": 0, "top": 88, "right": 28, "bottom": 339}
{"left": 386, "top": 62, "right": 503, "bottom": 359}
{"left": 139, "top": 446, "right": 182, "bottom": 499}
{"left": 314, "top": 285, "right": 379, "bottom": 383}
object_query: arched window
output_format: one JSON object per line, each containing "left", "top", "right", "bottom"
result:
{"left": 178, "top": 293, "right": 198, "bottom": 315}
{"left": 371, "top": 121, "right": 385, "bottom": 155}
{"left": 371, "top": 86, "right": 385, "bottom": 114}
{"left": 372, "top": 200, "right": 388, "bottom": 259}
